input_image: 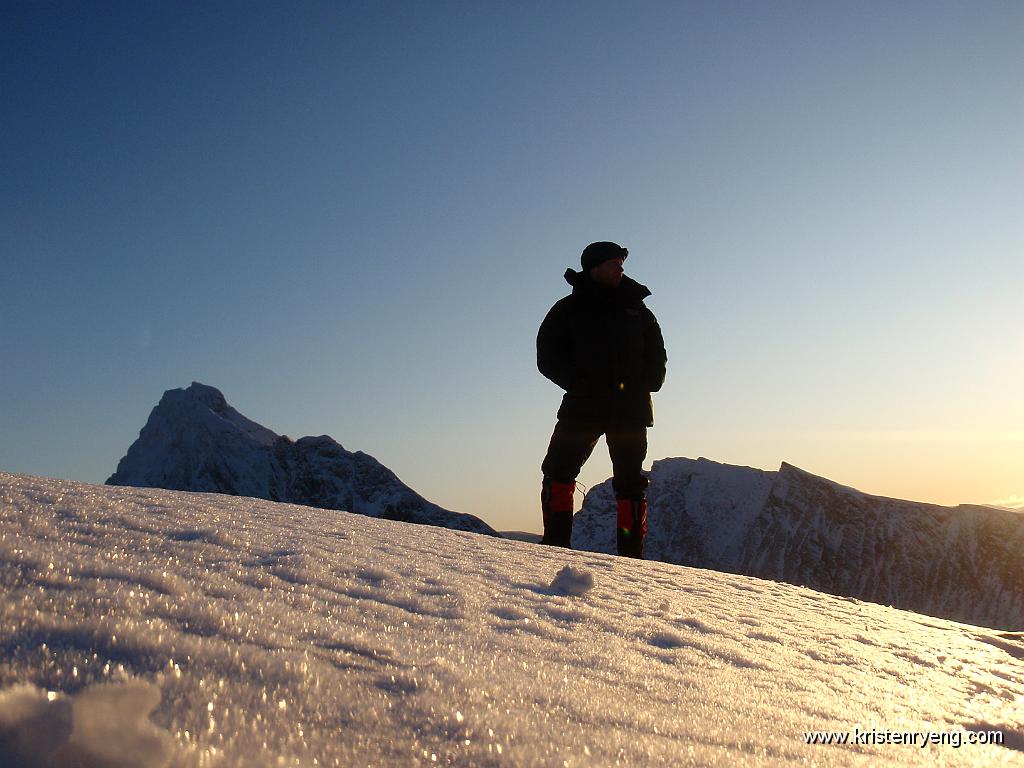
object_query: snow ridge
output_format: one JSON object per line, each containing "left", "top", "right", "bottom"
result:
{"left": 2, "top": 472, "right": 1022, "bottom": 766}
{"left": 106, "top": 383, "right": 497, "bottom": 536}
{"left": 573, "top": 457, "right": 1024, "bottom": 631}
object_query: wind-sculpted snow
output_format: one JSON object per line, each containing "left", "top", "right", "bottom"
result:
{"left": 106, "top": 382, "right": 496, "bottom": 536}
{"left": 2, "top": 473, "right": 1023, "bottom": 766}
{"left": 573, "top": 458, "right": 1024, "bottom": 631}
{"left": 0, "top": 679, "right": 175, "bottom": 768}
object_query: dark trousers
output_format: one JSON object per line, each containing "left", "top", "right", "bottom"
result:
{"left": 541, "top": 418, "right": 648, "bottom": 499}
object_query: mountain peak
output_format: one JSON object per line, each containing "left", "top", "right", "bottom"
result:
{"left": 107, "top": 384, "right": 496, "bottom": 536}
{"left": 183, "top": 381, "right": 229, "bottom": 412}
{"left": 573, "top": 455, "right": 1024, "bottom": 631}
{"left": 149, "top": 382, "right": 279, "bottom": 448}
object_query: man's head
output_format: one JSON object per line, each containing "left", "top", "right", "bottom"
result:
{"left": 581, "top": 241, "right": 628, "bottom": 287}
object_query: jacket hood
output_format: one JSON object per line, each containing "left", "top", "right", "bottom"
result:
{"left": 563, "top": 268, "right": 652, "bottom": 303}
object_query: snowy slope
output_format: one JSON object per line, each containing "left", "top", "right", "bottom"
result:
{"left": 107, "top": 383, "right": 496, "bottom": 536}
{"left": 2, "top": 472, "right": 1023, "bottom": 767}
{"left": 572, "top": 458, "right": 1024, "bottom": 632}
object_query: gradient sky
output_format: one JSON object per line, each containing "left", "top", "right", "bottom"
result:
{"left": 3, "top": 1, "right": 1022, "bottom": 532}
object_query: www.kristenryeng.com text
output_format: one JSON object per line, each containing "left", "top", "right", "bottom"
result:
{"left": 803, "top": 726, "right": 1004, "bottom": 749}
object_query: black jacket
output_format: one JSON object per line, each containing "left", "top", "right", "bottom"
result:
{"left": 537, "top": 269, "right": 667, "bottom": 427}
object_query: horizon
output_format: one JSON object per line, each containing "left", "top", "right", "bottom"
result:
{"left": 100, "top": 380, "right": 1024, "bottom": 533}
{"left": 2, "top": 2, "right": 1022, "bottom": 532}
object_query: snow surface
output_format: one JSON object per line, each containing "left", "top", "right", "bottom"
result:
{"left": 2, "top": 471, "right": 1023, "bottom": 766}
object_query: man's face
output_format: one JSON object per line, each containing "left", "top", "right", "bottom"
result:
{"left": 590, "top": 256, "right": 625, "bottom": 287}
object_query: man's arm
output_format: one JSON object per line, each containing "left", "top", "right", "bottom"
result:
{"left": 537, "top": 300, "right": 573, "bottom": 391}
{"left": 643, "top": 310, "right": 667, "bottom": 393}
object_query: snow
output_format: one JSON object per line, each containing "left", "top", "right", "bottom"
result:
{"left": 0, "top": 680, "right": 174, "bottom": 768}
{"left": 549, "top": 566, "right": 595, "bottom": 597}
{"left": 2, "top": 472, "right": 1023, "bottom": 766}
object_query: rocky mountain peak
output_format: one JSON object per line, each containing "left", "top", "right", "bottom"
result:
{"left": 107, "top": 384, "right": 496, "bottom": 537}
{"left": 572, "top": 457, "right": 1024, "bottom": 631}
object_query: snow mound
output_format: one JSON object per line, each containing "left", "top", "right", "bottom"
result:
{"left": 549, "top": 565, "right": 594, "bottom": 596}
{"left": 0, "top": 680, "right": 175, "bottom": 768}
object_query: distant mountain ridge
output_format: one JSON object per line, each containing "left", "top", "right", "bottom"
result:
{"left": 572, "top": 457, "right": 1024, "bottom": 631}
{"left": 107, "top": 383, "right": 497, "bottom": 536}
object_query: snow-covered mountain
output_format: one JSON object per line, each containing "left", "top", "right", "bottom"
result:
{"left": 573, "top": 458, "right": 1024, "bottom": 632}
{"left": 2, "top": 472, "right": 1022, "bottom": 766}
{"left": 107, "top": 382, "right": 496, "bottom": 536}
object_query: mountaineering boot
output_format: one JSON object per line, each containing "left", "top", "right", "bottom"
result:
{"left": 616, "top": 496, "right": 647, "bottom": 559}
{"left": 540, "top": 479, "right": 575, "bottom": 548}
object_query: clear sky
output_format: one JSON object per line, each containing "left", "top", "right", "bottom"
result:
{"left": 2, "top": 1, "right": 1022, "bottom": 532}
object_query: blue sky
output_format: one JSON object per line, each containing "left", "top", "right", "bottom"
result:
{"left": 3, "top": 1, "right": 1022, "bottom": 531}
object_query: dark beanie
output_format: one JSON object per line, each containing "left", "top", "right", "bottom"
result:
{"left": 581, "top": 241, "right": 628, "bottom": 272}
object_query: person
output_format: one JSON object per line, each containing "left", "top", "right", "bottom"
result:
{"left": 536, "top": 241, "right": 667, "bottom": 558}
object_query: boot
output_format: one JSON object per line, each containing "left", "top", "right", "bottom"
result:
{"left": 616, "top": 496, "right": 647, "bottom": 559}
{"left": 540, "top": 479, "right": 575, "bottom": 548}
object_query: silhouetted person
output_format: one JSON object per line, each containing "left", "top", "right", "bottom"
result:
{"left": 537, "top": 242, "right": 667, "bottom": 557}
